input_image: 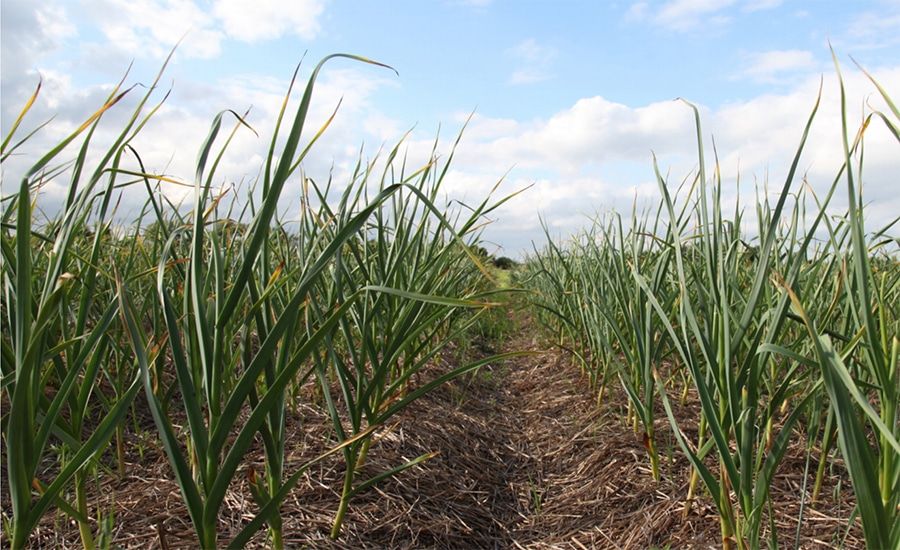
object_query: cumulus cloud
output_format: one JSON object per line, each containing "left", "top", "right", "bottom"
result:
{"left": 1, "top": 0, "right": 333, "bottom": 142}
{"left": 395, "top": 63, "right": 900, "bottom": 256}
{"left": 1, "top": 0, "right": 338, "bottom": 206}
{"left": 439, "top": 97, "right": 697, "bottom": 176}
{"left": 80, "top": 0, "right": 328, "bottom": 60}
{"left": 84, "top": 0, "right": 224, "bottom": 59}
{"left": 1, "top": 0, "right": 76, "bottom": 118}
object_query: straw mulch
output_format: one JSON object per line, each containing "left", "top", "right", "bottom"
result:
{"left": 24, "top": 314, "right": 863, "bottom": 549}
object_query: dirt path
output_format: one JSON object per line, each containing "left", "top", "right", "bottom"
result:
{"left": 290, "top": 311, "right": 720, "bottom": 549}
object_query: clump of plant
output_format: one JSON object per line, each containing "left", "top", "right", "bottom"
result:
{"left": 2, "top": 52, "right": 525, "bottom": 548}
{"left": 523, "top": 56, "right": 899, "bottom": 549}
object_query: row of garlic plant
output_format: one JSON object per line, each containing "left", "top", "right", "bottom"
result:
{"left": 2, "top": 58, "right": 169, "bottom": 550}
{"left": 2, "top": 54, "right": 520, "bottom": 549}
{"left": 521, "top": 59, "right": 899, "bottom": 549}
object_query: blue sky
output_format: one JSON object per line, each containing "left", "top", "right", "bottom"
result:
{"left": 2, "top": 0, "right": 899, "bottom": 256}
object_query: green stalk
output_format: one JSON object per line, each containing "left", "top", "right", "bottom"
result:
{"left": 356, "top": 437, "right": 373, "bottom": 470}
{"left": 116, "top": 424, "right": 126, "bottom": 478}
{"left": 812, "top": 408, "right": 835, "bottom": 503}
{"left": 880, "top": 336, "right": 898, "bottom": 506}
{"left": 684, "top": 411, "right": 707, "bottom": 518}
{"left": 75, "top": 471, "right": 95, "bottom": 550}
{"left": 331, "top": 448, "right": 359, "bottom": 539}
{"left": 646, "top": 427, "right": 660, "bottom": 482}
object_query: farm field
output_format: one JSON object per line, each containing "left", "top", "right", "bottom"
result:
{"left": 1, "top": 8, "right": 899, "bottom": 549}
{"left": 2, "top": 55, "right": 897, "bottom": 548}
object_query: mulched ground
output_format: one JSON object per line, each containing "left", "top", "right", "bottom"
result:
{"left": 21, "top": 311, "right": 863, "bottom": 548}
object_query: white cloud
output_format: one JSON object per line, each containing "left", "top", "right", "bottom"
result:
{"left": 396, "top": 63, "right": 900, "bottom": 255}
{"left": 712, "top": 66, "right": 900, "bottom": 181}
{"left": 213, "top": 0, "right": 325, "bottom": 42}
{"left": 85, "top": 0, "right": 224, "bottom": 59}
{"left": 506, "top": 38, "right": 556, "bottom": 86}
{"left": 442, "top": 97, "right": 696, "bottom": 176}
{"left": 1, "top": 0, "right": 77, "bottom": 115}
{"left": 81, "top": 0, "right": 328, "bottom": 60}
{"left": 33, "top": 3, "right": 78, "bottom": 41}
{"left": 736, "top": 49, "right": 818, "bottom": 83}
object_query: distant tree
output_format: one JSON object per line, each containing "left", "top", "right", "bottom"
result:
{"left": 492, "top": 256, "right": 518, "bottom": 270}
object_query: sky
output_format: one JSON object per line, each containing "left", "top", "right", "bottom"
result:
{"left": 2, "top": 0, "right": 899, "bottom": 258}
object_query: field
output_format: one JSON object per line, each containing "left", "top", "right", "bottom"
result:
{"left": 1, "top": 52, "right": 898, "bottom": 549}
